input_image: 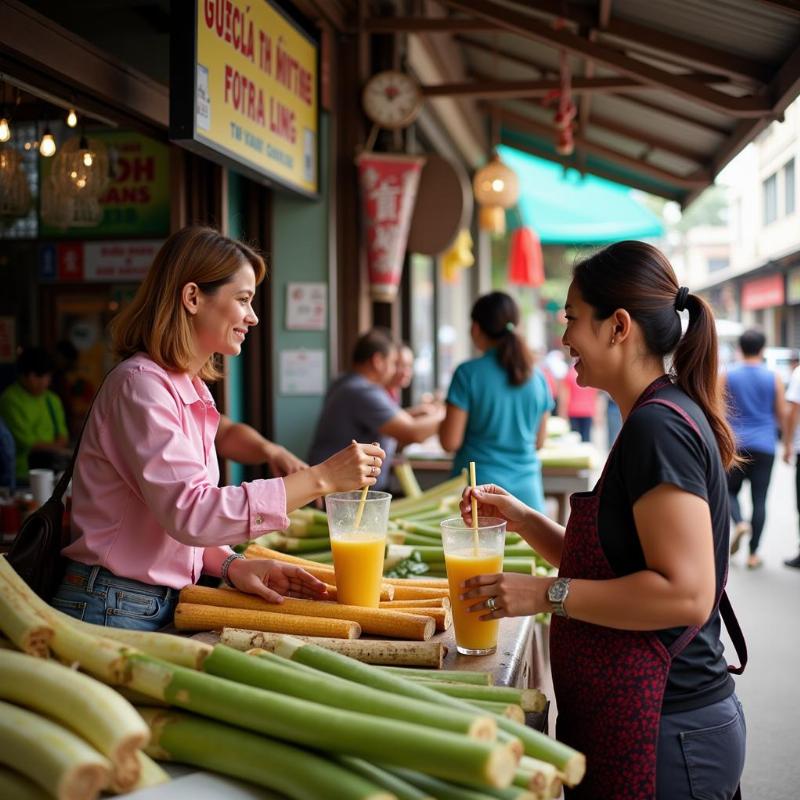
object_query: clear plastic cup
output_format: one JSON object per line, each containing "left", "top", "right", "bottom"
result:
{"left": 326, "top": 491, "right": 391, "bottom": 608}
{"left": 441, "top": 516, "right": 506, "bottom": 655}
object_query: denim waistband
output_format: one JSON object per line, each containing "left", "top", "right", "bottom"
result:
{"left": 63, "top": 559, "right": 178, "bottom": 600}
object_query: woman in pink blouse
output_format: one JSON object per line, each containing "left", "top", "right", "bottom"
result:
{"left": 53, "top": 227, "right": 384, "bottom": 631}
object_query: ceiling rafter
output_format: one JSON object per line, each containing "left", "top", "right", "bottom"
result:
{"left": 364, "top": 17, "right": 496, "bottom": 33}
{"left": 440, "top": 0, "right": 773, "bottom": 117}
{"left": 423, "top": 75, "right": 657, "bottom": 99}
{"left": 493, "top": 105, "right": 710, "bottom": 188}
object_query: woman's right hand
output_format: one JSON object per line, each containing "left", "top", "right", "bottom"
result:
{"left": 321, "top": 440, "right": 386, "bottom": 492}
{"left": 460, "top": 484, "right": 531, "bottom": 531}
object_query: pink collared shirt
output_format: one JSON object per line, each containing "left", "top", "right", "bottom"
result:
{"left": 62, "top": 352, "right": 289, "bottom": 589}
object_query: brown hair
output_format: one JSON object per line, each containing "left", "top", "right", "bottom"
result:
{"left": 572, "top": 241, "right": 737, "bottom": 469}
{"left": 111, "top": 226, "right": 265, "bottom": 381}
{"left": 352, "top": 327, "right": 396, "bottom": 365}
{"left": 471, "top": 291, "right": 533, "bottom": 386}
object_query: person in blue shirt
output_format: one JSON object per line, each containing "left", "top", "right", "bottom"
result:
{"left": 722, "top": 329, "right": 787, "bottom": 568}
{"left": 439, "top": 292, "right": 553, "bottom": 510}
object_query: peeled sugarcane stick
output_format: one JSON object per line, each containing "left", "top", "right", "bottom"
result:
{"left": 384, "top": 576, "right": 450, "bottom": 589}
{"left": 390, "top": 585, "right": 451, "bottom": 601}
{"left": 0, "top": 650, "right": 148, "bottom": 792}
{"left": 339, "top": 757, "right": 435, "bottom": 800}
{"left": 0, "top": 573, "right": 52, "bottom": 656}
{"left": 388, "top": 606, "right": 451, "bottom": 632}
{"left": 175, "top": 602, "right": 362, "bottom": 639}
{"left": 0, "top": 766, "right": 50, "bottom": 800}
{"left": 385, "top": 767, "right": 536, "bottom": 800}
{"left": 126, "top": 652, "right": 517, "bottom": 788}
{"left": 0, "top": 699, "right": 112, "bottom": 800}
{"left": 380, "top": 597, "right": 450, "bottom": 609}
{"left": 204, "top": 643, "right": 496, "bottom": 741}
{"left": 329, "top": 584, "right": 394, "bottom": 602}
{"left": 275, "top": 636, "right": 584, "bottom": 786}
{"left": 139, "top": 707, "right": 393, "bottom": 800}
{"left": 180, "top": 585, "right": 435, "bottom": 640}
{"left": 108, "top": 752, "right": 170, "bottom": 794}
{"left": 220, "top": 629, "right": 446, "bottom": 667}
{"left": 469, "top": 700, "right": 525, "bottom": 724}
{"left": 378, "top": 666, "right": 493, "bottom": 685}
{"left": 413, "top": 681, "right": 547, "bottom": 713}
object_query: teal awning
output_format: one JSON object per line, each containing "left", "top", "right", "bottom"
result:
{"left": 498, "top": 145, "right": 665, "bottom": 246}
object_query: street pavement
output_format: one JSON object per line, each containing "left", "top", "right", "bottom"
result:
{"left": 724, "top": 456, "right": 800, "bottom": 800}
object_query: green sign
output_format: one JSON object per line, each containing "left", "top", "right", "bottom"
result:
{"left": 39, "top": 130, "right": 170, "bottom": 238}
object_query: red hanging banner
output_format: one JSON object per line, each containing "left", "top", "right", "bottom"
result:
{"left": 508, "top": 226, "right": 545, "bottom": 287}
{"left": 357, "top": 152, "right": 426, "bottom": 302}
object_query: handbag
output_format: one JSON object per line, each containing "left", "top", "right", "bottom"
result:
{"left": 7, "top": 374, "right": 106, "bottom": 600}
{"left": 7, "top": 467, "right": 73, "bottom": 600}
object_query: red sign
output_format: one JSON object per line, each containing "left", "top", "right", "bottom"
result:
{"left": 357, "top": 152, "right": 425, "bottom": 302}
{"left": 741, "top": 274, "right": 785, "bottom": 311}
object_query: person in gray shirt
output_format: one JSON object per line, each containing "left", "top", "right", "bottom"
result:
{"left": 309, "top": 328, "right": 443, "bottom": 491}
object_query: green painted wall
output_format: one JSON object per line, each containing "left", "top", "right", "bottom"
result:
{"left": 270, "top": 112, "right": 331, "bottom": 462}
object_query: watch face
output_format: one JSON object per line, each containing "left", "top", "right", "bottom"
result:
{"left": 362, "top": 70, "right": 422, "bottom": 130}
{"left": 549, "top": 579, "right": 567, "bottom": 603}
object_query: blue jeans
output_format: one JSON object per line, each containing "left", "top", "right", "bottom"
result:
{"left": 51, "top": 560, "right": 178, "bottom": 631}
{"left": 657, "top": 693, "right": 746, "bottom": 800}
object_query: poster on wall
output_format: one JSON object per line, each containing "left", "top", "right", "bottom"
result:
{"left": 38, "top": 241, "right": 163, "bottom": 282}
{"left": 279, "top": 349, "right": 324, "bottom": 395}
{"left": 171, "top": 0, "right": 320, "bottom": 197}
{"left": 39, "top": 130, "right": 170, "bottom": 238}
{"left": 286, "top": 282, "right": 326, "bottom": 330}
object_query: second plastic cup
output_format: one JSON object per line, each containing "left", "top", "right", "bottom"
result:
{"left": 326, "top": 491, "right": 391, "bottom": 608}
{"left": 441, "top": 516, "right": 506, "bottom": 655}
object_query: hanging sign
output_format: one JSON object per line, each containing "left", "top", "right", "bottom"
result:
{"left": 357, "top": 152, "right": 425, "bottom": 302}
{"left": 171, "top": 0, "right": 319, "bottom": 197}
{"left": 38, "top": 241, "right": 163, "bottom": 283}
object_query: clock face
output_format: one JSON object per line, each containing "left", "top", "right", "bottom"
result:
{"left": 362, "top": 70, "right": 423, "bottom": 130}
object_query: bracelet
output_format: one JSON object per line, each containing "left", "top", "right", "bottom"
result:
{"left": 220, "top": 552, "right": 245, "bottom": 586}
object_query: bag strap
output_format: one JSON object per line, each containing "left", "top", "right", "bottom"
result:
{"left": 51, "top": 369, "right": 112, "bottom": 503}
{"left": 720, "top": 590, "right": 748, "bottom": 675}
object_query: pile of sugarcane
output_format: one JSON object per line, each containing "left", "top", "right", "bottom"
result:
{"left": 258, "top": 466, "right": 555, "bottom": 580}
{"left": 0, "top": 555, "right": 584, "bottom": 800}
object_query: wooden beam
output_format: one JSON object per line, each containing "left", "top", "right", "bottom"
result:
{"left": 495, "top": 105, "right": 710, "bottom": 187}
{"left": 499, "top": 134, "right": 685, "bottom": 202}
{"left": 456, "top": 34, "right": 553, "bottom": 77}
{"left": 609, "top": 93, "right": 731, "bottom": 137}
{"left": 751, "top": 0, "right": 800, "bottom": 18}
{"left": 422, "top": 75, "right": 648, "bottom": 99}
{"left": 440, "top": 0, "right": 772, "bottom": 116}
{"left": 365, "top": 17, "right": 498, "bottom": 33}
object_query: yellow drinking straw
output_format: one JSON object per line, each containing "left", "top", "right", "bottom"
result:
{"left": 469, "top": 461, "right": 479, "bottom": 554}
{"left": 354, "top": 484, "right": 369, "bottom": 530}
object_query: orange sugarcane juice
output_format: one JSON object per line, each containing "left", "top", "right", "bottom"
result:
{"left": 331, "top": 534, "right": 387, "bottom": 608}
{"left": 445, "top": 550, "right": 504, "bottom": 653}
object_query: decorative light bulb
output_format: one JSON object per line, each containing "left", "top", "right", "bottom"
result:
{"left": 66, "top": 108, "right": 78, "bottom": 127}
{"left": 0, "top": 118, "right": 10, "bottom": 143}
{"left": 39, "top": 130, "right": 56, "bottom": 157}
{"left": 83, "top": 151, "right": 93, "bottom": 167}
{"left": 491, "top": 178, "right": 505, "bottom": 192}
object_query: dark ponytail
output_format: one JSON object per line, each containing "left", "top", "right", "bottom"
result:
{"left": 471, "top": 291, "right": 533, "bottom": 386}
{"left": 572, "top": 241, "right": 737, "bottom": 469}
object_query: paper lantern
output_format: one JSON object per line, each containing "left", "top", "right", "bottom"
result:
{"left": 473, "top": 153, "right": 519, "bottom": 235}
{"left": 50, "top": 135, "right": 109, "bottom": 199}
{"left": 508, "top": 226, "right": 544, "bottom": 287}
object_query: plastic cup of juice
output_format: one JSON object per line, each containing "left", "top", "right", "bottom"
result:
{"left": 326, "top": 490, "right": 391, "bottom": 608}
{"left": 441, "top": 517, "right": 506, "bottom": 656}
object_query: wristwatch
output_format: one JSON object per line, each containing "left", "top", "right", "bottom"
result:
{"left": 547, "top": 577, "right": 572, "bottom": 618}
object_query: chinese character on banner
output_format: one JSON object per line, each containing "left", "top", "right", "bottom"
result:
{"left": 357, "top": 152, "right": 426, "bottom": 302}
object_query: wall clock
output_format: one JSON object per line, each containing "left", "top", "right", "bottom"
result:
{"left": 362, "top": 70, "right": 423, "bottom": 130}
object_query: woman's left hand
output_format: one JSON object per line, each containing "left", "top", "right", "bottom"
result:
{"left": 460, "top": 573, "right": 553, "bottom": 621}
{"left": 227, "top": 558, "right": 328, "bottom": 604}
{"left": 267, "top": 445, "right": 308, "bottom": 477}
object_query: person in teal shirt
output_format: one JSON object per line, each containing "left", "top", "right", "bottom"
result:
{"left": 0, "top": 347, "right": 69, "bottom": 481}
{"left": 439, "top": 292, "right": 553, "bottom": 510}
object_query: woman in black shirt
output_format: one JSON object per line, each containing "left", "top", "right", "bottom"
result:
{"left": 460, "top": 241, "right": 746, "bottom": 800}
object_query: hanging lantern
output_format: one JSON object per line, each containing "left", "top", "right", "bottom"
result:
{"left": 473, "top": 153, "right": 519, "bottom": 235}
{"left": 0, "top": 145, "right": 32, "bottom": 221}
{"left": 50, "top": 135, "right": 109, "bottom": 199}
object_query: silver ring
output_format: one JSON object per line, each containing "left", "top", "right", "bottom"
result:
{"left": 486, "top": 596, "right": 497, "bottom": 611}
{"left": 371, "top": 466, "right": 377, "bottom": 476}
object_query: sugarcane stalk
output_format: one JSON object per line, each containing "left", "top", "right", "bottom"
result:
{"left": 126, "top": 651, "right": 517, "bottom": 788}
{"left": 385, "top": 767, "right": 527, "bottom": 800}
{"left": 0, "top": 699, "right": 112, "bottom": 800}
{"left": 300, "top": 550, "right": 334, "bottom": 563}
{"left": 378, "top": 666, "right": 493, "bottom": 685}
{"left": 220, "top": 629, "right": 445, "bottom": 667}
{"left": 413, "top": 681, "right": 547, "bottom": 712}
{"left": 203, "top": 643, "right": 496, "bottom": 741}
{"left": 0, "top": 766, "right": 51, "bottom": 800}
{"left": 513, "top": 756, "right": 560, "bottom": 796}
{"left": 0, "top": 650, "right": 148, "bottom": 791}
{"left": 388, "top": 530, "right": 443, "bottom": 547}
{"left": 395, "top": 462, "right": 423, "bottom": 499}
{"left": 108, "top": 752, "right": 170, "bottom": 794}
{"left": 470, "top": 700, "right": 525, "bottom": 724}
{"left": 139, "top": 707, "right": 392, "bottom": 800}
{"left": 269, "top": 534, "right": 332, "bottom": 553}
{"left": 0, "top": 572, "right": 52, "bottom": 656}
{"left": 337, "top": 757, "right": 435, "bottom": 800}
